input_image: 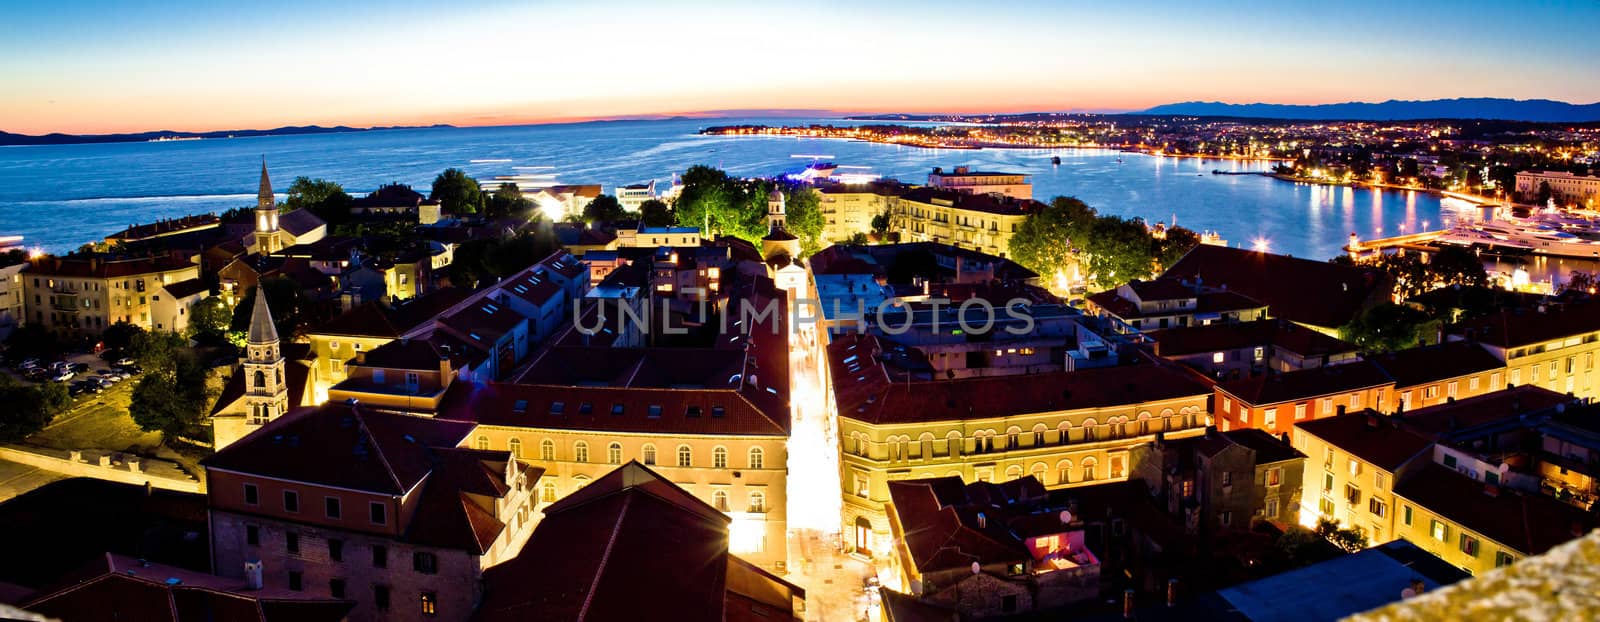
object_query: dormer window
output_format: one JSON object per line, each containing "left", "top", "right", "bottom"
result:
{"left": 549, "top": 401, "right": 565, "bottom": 415}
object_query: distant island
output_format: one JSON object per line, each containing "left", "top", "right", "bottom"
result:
{"left": 0, "top": 123, "right": 455, "bottom": 147}
{"left": 1139, "top": 98, "right": 1600, "bottom": 122}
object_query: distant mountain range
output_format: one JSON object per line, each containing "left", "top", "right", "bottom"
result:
{"left": 0, "top": 124, "right": 454, "bottom": 146}
{"left": 1140, "top": 98, "right": 1600, "bottom": 122}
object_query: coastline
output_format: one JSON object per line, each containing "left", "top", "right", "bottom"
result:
{"left": 700, "top": 128, "right": 1290, "bottom": 163}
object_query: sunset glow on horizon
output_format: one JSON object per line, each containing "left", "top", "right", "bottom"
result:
{"left": 5, "top": 0, "right": 1600, "bottom": 135}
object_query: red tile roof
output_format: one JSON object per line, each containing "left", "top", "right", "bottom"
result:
{"left": 23, "top": 553, "right": 353, "bottom": 622}
{"left": 1152, "top": 319, "right": 1357, "bottom": 359}
{"left": 1294, "top": 412, "right": 1433, "bottom": 472}
{"left": 28, "top": 253, "right": 196, "bottom": 279}
{"left": 831, "top": 333, "right": 1210, "bottom": 425}
{"left": 1163, "top": 245, "right": 1393, "bottom": 329}
{"left": 1217, "top": 359, "right": 1393, "bottom": 406}
{"left": 443, "top": 382, "right": 789, "bottom": 437}
{"left": 1367, "top": 341, "right": 1507, "bottom": 389}
{"left": 1449, "top": 300, "right": 1600, "bottom": 348}
{"left": 1396, "top": 385, "right": 1575, "bottom": 438}
{"left": 1088, "top": 287, "right": 1266, "bottom": 321}
{"left": 1395, "top": 463, "right": 1597, "bottom": 555}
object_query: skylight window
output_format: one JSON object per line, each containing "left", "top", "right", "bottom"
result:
{"left": 686, "top": 406, "right": 702, "bottom": 418}
{"left": 648, "top": 405, "right": 662, "bottom": 418}
{"left": 579, "top": 402, "right": 593, "bottom": 414}
{"left": 512, "top": 400, "right": 527, "bottom": 413}
{"left": 550, "top": 401, "right": 565, "bottom": 415}
{"left": 611, "top": 403, "right": 625, "bottom": 416}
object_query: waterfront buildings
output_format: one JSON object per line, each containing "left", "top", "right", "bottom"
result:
{"left": 104, "top": 214, "right": 222, "bottom": 246}
{"left": 829, "top": 332, "right": 1211, "bottom": 559}
{"left": 888, "top": 187, "right": 1038, "bottom": 258}
{"left": 1215, "top": 359, "right": 1395, "bottom": 436}
{"left": 1086, "top": 277, "right": 1269, "bottom": 334}
{"left": 1161, "top": 245, "right": 1394, "bottom": 335}
{"left": 1515, "top": 170, "right": 1600, "bottom": 207}
{"left": 615, "top": 180, "right": 657, "bottom": 212}
{"left": 816, "top": 180, "right": 906, "bottom": 242}
{"left": 1149, "top": 318, "right": 1360, "bottom": 381}
{"left": 527, "top": 184, "right": 601, "bottom": 220}
{"left": 21, "top": 252, "right": 202, "bottom": 335}
{"left": 927, "top": 166, "right": 1032, "bottom": 200}
{"left": 204, "top": 401, "right": 543, "bottom": 622}
{"left": 1450, "top": 300, "right": 1600, "bottom": 400}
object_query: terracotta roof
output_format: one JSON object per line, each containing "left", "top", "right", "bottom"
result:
{"left": 28, "top": 253, "right": 195, "bottom": 279}
{"left": 358, "top": 338, "right": 450, "bottom": 371}
{"left": 22, "top": 553, "right": 353, "bottom": 622}
{"left": 106, "top": 214, "right": 220, "bottom": 242}
{"left": 312, "top": 300, "right": 402, "bottom": 338}
{"left": 1449, "top": 300, "right": 1600, "bottom": 348}
{"left": 475, "top": 462, "right": 733, "bottom": 622}
{"left": 1395, "top": 463, "right": 1597, "bottom": 556}
{"left": 1088, "top": 287, "right": 1266, "bottom": 321}
{"left": 1294, "top": 412, "right": 1433, "bottom": 472}
{"left": 1124, "top": 278, "right": 1200, "bottom": 301}
{"left": 1162, "top": 245, "right": 1393, "bottom": 329}
{"left": 887, "top": 476, "right": 1037, "bottom": 573}
{"left": 1217, "top": 359, "right": 1393, "bottom": 406}
{"left": 1368, "top": 341, "right": 1507, "bottom": 389}
{"left": 898, "top": 187, "right": 1041, "bottom": 216}
{"left": 444, "top": 382, "right": 789, "bottom": 437}
{"left": 1221, "top": 428, "right": 1305, "bottom": 464}
{"left": 1397, "top": 385, "right": 1575, "bottom": 438}
{"left": 203, "top": 402, "right": 476, "bottom": 496}
{"left": 400, "top": 447, "right": 537, "bottom": 554}
{"left": 160, "top": 278, "right": 211, "bottom": 299}
{"left": 831, "top": 333, "right": 1210, "bottom": 425}
{"left": 1152, "top": 319, "right": 1357, "bottom": 358}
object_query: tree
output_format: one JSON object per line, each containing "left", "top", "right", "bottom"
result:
{"left": 187, "top": 295, "right": 234, "bottom": 341}
{"left": 286, "top": 177, "right": 353, "bottom": 224}
{"left": 870, "top": 211, "right": 891, "bottom": 237}
{"left": 486, "top": 183, "right": 533, "bottom": 219}
{"left": 582, "top": 194, "right": 627, "bottom": 224}
{"left": 101, "top": 321, "right": 144, "bottom": 352}
{"left": 672, "top": 166, "right": 766, "bottom": 242}
{"left": 839, "top": 232, "right": 870, "bottom": 245}
{"left": 430, "top": 168, "right": 483, "bottom": 215}
{"left": 1427, "top": 245, "right": 1489, "bottom": 290}
{"left": 1340, "top": 303, "right": 1431, "bottom": 353}
{"left": 128, "top": 348, "right": 211, "bottom": 438}
{"left": 1156, "top": 226, "right": 1202, "bottom": 271}
{"left": 1315, "top": 518, "right": 1369, "bottom": 554}
{"left": 1082, "top": 216, "right": 1158, "bottom": 290}
{"left": 126, "top": 329, "right": 186, "bottom": 369}
{"left": 0, "top": 375, "right": 68, "bottom": 441}
{"left": 779, "top": 185, "right": 825, "bottom": 256}
{"left": 639, "top": 199, "right": 674, "bottom": 227}
{"left": 1009, "top": 197, "right": 1087, "bottom": 289}
{"left": 3, "top": 325, "right": 59, "bottom": 360}
{"left": 1563, "top": 271, "right": 1598, "bottom": 295}
{"left": 1535, "top": 181, "right": 1553, "bottom": 206}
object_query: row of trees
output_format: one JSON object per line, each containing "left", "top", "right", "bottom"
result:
{"left": 1333, "top": 247, "right": 1490, "bottom": 353}
{"left": 671, "top": 166, "right": 824, "bottom": 254}
{"left": 0, "top": 374, "right": 70, "bottom": 441}
{"left": 1008, "top": 196, "right": 1201, "bottom": 291}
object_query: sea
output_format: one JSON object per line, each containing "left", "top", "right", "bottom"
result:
{"left": 3, "top": 116, "right": 1580, "bottom": 282}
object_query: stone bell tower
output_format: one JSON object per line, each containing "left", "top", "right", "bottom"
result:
{"left": 241, "top": 291, "right": 288, "bottom": 428}
{"left": 254, "top": 158, "right": 281, "bottom": 254}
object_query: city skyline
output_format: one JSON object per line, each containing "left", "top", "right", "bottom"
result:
{"left": 5, "top": 0, "right": 1600, "bottom": 134}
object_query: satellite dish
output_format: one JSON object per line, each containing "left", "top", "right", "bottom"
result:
{"left": 1059, "top": 510, "right": 1074, "bottom": 524}
{"left": 971, "top": 561, "right": 981, "bottom": 575}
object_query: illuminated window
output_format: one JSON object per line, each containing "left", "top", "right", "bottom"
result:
{"left": 1212, "top": 352, "right": 1225, "bottom": 364}
{"left": 712, "top": 490, "right": 729, "bottom": 511}
{"left": 1263, "top": 408, "right": 1277, "bottom": 429}
{"left": 748, "top": 447, "right": 764, "bottom": 469}
{"left": 1266, "top": 467, "right": 1282, "bottom": 487}
{"left": 420, "top": 591, "right": 438, "bottom": 616}
{"left": 607, "top": 442, "right": 622, "bottom": 464}
{"left": 749, "top": 491, "right": 766, "bottom": 513}
{"left": 475, "top": 436, "right": 488, "bottom": 450}
{"left": 1495, "top": 551, "right": 1515, "bottom": 568}
{"left": 1295, "top": 403, "right": 1307, "bottom": 420}
{"left": 1459, "top": 534, "right": 1479, "bottom": 557}
{"left": 573, "top": 441, "right": 589, "bottom": 463}
{"left": 677, "top": 445, "right": 693, "bottom": 467}
{"left": 713, "top": 446, "right": 728, "bottom": 469}
{"left": 1368, "top": 498, "right": 1386, "bottom": 517}
{"left": 538, "top": 439, "right": 553, "bottom": 461}
{"left": 541, "top": 481, "right": 556, "bottom": 503}
{"left": 642, "top": 444, "right": 657, "bottom": 465}
{"left": 1430, "top": 519, "right": 1448, "bottom": 542}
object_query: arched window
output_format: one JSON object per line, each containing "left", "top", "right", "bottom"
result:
{"left": 713, "top": 446, "right": 728, "bottom": 469}
{"left": 1006, "top": 426, "right": 1022, "bottom": 450}
{"left": 1005, "top": 465, "right": 1024, "bottom": 481}
{"left": 1057, "top": 421, "right": 1071, "bottom": 445}
{"left": 507, "top": 438, "right": 523, "bottom": 458}
{"left": 642, "top": 444, "right": 657, "bottom": 465}
{"left": 607, "top": 442, "right": 623, "bottom": 464}
{"left": 540, "top": 481, "right": 556, "bottom": 503}
{"left": 1030, "top": 462, "right": 1047, "bottom": 483}
{"left": 1057, "top": 460, "right": 1073, "bottom": 485}
{"left": 254, "top": 370, "right": 265, "bottom": 389}
{"left": 918, "top": 433, "right": 935, "bottom": 459}
{"left": 1082, "top": 457, "right": 1098, "bottom": 482}
{"left": 573, "top": 441, "right": 589, "bottom": 463}
{"left": 677, "top": 445, "right": 693, "bottom": 467}
{"left": 474, "top": 435, "right": 489, "bottom": 450}
{"left": 748, "top": 447, "right": 765, "bottom": 470}
{"left": 539, "top": 439, "right": 555, "bottom": 461}
{"left": 712, "top": 490, "right": 730, "bottom": 511}
{"left": 749, "top": 491, "right": 766, "bottom": 513}
{"left": 1082, "top": 418, "right": 1099, "bottom": 442}
{"left": 947, "top": 431, "right": 963, "bottom": 458}
{"left": 1032, "top": 424, "right": 1047, "bottom": 447}
{"left": 572, "top": 475, "right": 589, "bottom": 490}
{"left": 1137, "top": 412, "right": 1152, "bottom": 435}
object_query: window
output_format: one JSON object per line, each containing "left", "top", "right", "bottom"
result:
{"left": 607, "top": 442, "right": 623, "bottom": 464}
{"left": 372, "top": 369, "right": 384, "bottom": 384}
{"left": 475, "top": 435, "right": 489, "bottom": 450}
{"left": 374, "top": 585, "right": 391, "bottom": 611}
{"left": 1374, "top": 472, "right": 1387, "bottom": 489}
{"left": 1253, "top": 346, "right": 1265, "bottom": 361}
{"left": 1223, "top": 397, "right": 1233, "bottom": 413}
{"left": 1511, "top": 368, "right": 1521, "bottom": 385}
{"left": 750, "top": 491, "right": 766, "bottom": 513}
{"left": 328, "top": 539, "right": 344, "bottom": 561}
{"left": 1348, "top": 459, "right": 1361, "bottom": 477}
{"left": 421, "top": 591, "right": 438, "bottom": 616}
{"left": 286, "top": 532, "right": 300, "bottom": 555}
{"left": 1402, "top": 505, "right": 1413, "bottom": 526}
{"left": 1430, "top": 520, "right": 1448, "bottom": 542}
{"left": 405, "top": 372, "right": 419, "bottom": 387}
{"left": 1295, "top": 403, "right": 1307, "bottom": 420}
{"left": 1221, "top": 471, "right": 1233, "bottom": 487}
{"left": 1324, "top": 472, "right": 1334, "bottom": 492}
{"left": 1266, "top": 467, "right": 1282, "bottom": 487}
{"left": 1447, "top": 381, "right": 1458, "bottom": 398}
{"left": 1213, "top": 352, "right": 1225, "bottom": 364}
{"left": 677, "top": 445, "right": 693, "bottom": 467}
{"left": 648, "top": 405, "right": 662, "bottom": 418}
{"left": 288, "top": 570, "right": 302, "bottom": 591}
{"left": 642, "top": 444, "right": 657, "bottom": 465}
{"left": 749, "top": 447, "right": 765, "bottom": 469}
{"left": 1181, "top": 480, "right": 1194, "bottom": 497}
{"left": 539, "top": 439, "right": 554, "bottom": 461}
{"left": 372, "top": 545, "right": 388, "bottom": 568}
{"left": 1265, "top": 497, "right": 1280, "bottom": 518}
{"left": 413, "top": 552, "right": 438, "bottom": 574}
{"left": 712, "top": 490, "right": 730, "bottom": 511}
{"left": 283, "top": 490, "right": 299, "bottom": 513}
{"left": 1495, "top": 551, "right": 1516, "bottom": 568}
{"left": 611, "top": 403, "right": 625, "bottom": 416}
{"left": 246, "top": 525, "right": 260, "bottom": 546}
{"left": 1263, "top": 408, "right": 1277, "bottom": 429}
{"left": 330, "top": 578, "right": 346, "bottom": 599}
{"left": 370, "top": 502, "right": 387, "bottom": 525}
{"left": 325, "top": 497, "right": 341, "bottom": 519}
{"left": 1486, "top": 471, "right": 1500, "bottom": 486}
{"left": 1443, "top": 454, "right": 1458, "bottom": 468}
{"left": 713, "top": 446, "right": 728, "bottom": 469}
{"left": 541, "top": 481, "right": 556, "bottom": 502}
{"left": 243, "top": 483, "right": 259, "bottom": 505}
{"left": 574, "top": 441, "right": 589, "bottom": 463}
{"left": 1319, "top": 497, "right": 1335, "bottom": 515}
{"left": 1425, "top": 385, "right": 1439, "bottom": 399}
{"left": 550, "top": 401, "right": 565, "bottom": 415}
{"left": 1459, "top": 534, "right": 1479, "bottom": 557}
{"left": 1219, "top": 511, "right": 1232, "bottom": 526}
{"left": 509, "top": 438, "right": 523, "bottom": 458}
{"left": 1368, "top": 498, "right": 1386, "bottom": 518}
{"left": 1344, "top": 483, "right": 1361, "bottom": 505}
{"left": 1349, "top": 394, "right": 1361, "bottom": 410}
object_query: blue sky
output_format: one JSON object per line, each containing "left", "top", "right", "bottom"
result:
{"left": 3, "top": 0, "right": 1597, "bottom": 133}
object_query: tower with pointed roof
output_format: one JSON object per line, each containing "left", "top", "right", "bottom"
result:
{"left": 242, "top": 291, "right": 288, "bottom": 429}
{"left": 254, "top": 159, "right": 281, "bottom": 254}
{"left": 761, "top": 188, "right": 801, "bottom": 261}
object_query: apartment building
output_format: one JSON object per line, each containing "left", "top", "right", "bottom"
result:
{"left": 22, "top": 253, "right": 201, "bottom": 334}
{"left": 927, "top": 166, "right": 1032, "bottom": 200}
{"left": 1087, "top": 277, "right": 1269, "bottom": 334}
{"left": 1214, "top": 359, "right": 1395, "bottom": 435}
{"left": 1451, "top": 301, "right": 1600, "bottom": 400}
{"left": 1150, "top": 318, "right": 1360, "bottom": 381}
{"left": 889, "top": 188, "right": 1038, "bottom": 258}
{"left": 1515, "top": 170, "right": 1600, "bottom": 206}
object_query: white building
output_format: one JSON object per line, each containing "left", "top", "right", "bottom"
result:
{"left": 616, "top": 180, "right": 656, "bottom": 212}
{"left": 1515, "top": 170, "right": 1600, "bottom": 207}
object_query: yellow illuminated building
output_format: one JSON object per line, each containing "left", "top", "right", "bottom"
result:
{"left": 888, "top": 187, "right": 1034, "bottom": 257}
{"left": 1452, "top": 303, "right": 1600, "bottom": 400}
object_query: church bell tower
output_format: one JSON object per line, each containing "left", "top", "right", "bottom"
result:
{"left": 254, "top": 159, "right": 281, "bottom": 254}
{"left": 242, "top": 291, "right": 289, "bottom": 427}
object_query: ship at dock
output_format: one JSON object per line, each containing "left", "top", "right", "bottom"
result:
{"left": 1436, "top": 197, "right": 1600, "bottom": 259}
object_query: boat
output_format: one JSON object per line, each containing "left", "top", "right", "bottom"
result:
{"left": 1051, "top": 156, "right": 1061, "bottom": 165}
{"left": 1445, "top": 221, "right": 1600, "bottom": 258}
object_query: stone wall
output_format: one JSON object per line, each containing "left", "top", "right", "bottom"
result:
{"left": 0, "top": 445, "right": 200, "bottom": 493}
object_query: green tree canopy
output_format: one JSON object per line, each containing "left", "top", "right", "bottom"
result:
{"left": 1008, "top": 196, "right": 1091, "bottom": 288}
{"left": 780, "top": 185, "right": 825, "bottom": 256}
{"left": 582, "top": 194, "right": 628, "bottom": 224}
{"left": 230, "top": 279, "right": 310, "bottom": 340}
{"left": 1340, "top": 302, "right": 1433, "bottom": 354}
{"left": 639, "top": 199, "right": 674, "bottom": 227}
{"left": 286, "top": 177, "right": 353, "bottom": 224}
{"left": 430, "top": 168, "right": 483, "bottom": 215}
{"left": 0, "top": 375, "right": 69, "bottom": 441}
{"left": 486, "top": 183, "right": 533, "bottom": 219}
{"left": 187, "top": 295, "right": 234, "bottom": 341}
{"left": 101, "top": 321, "right": 144, "bottom": 353}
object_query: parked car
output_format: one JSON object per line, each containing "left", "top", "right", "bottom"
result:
{"left": 92, "top": 376, "right": 115, "bottom": 388}
{"left": 115, "top": 364, "right": 142, "bottom": 375}
{"left": 113, "top": 357, "right": 136, "bottom": 367}
{"left": 19, "top": 357, "right": 41, "bottom": 369}
{"left": 50, "top": 369, "right": 74, "bottom": 382}
{"left": 70, "top": 362, "right": 91, "bottom": 373}
{"left": 24, "top": 368, "right": 49, "bottom": 382}
{"left": 97, "top": 372, "right": 122, "bottom": 384}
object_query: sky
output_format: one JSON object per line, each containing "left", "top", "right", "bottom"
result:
{"left": 3, "top": 0, "right": 1599, "bottom": 134}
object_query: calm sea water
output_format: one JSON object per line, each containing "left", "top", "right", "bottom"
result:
{"left": 1, "top": 117, "right": 1459, "bottom": 263}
